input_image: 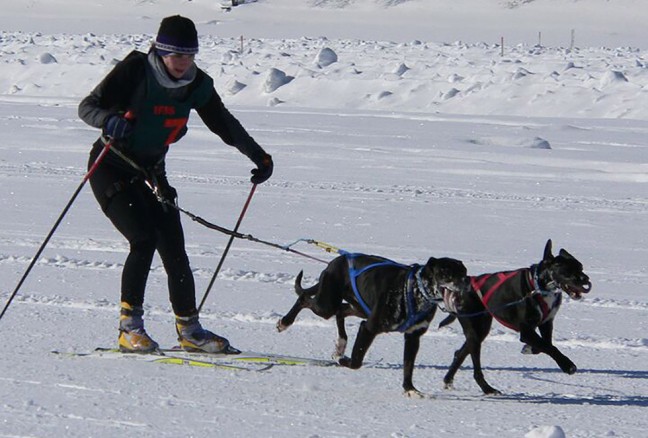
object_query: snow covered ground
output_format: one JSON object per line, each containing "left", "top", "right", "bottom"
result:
{"left": 0, "top": 1, "right": 646, "bottom": 437}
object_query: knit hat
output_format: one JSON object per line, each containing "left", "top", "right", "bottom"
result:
{"left": 155, "top": 15, "right": 199, "bottom": 56}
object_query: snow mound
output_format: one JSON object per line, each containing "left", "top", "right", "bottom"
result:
{"left": 530, "top": 137, "right": 551, "bottom": 149}
{"left": 525, "top": 425, "right": 566, "bottom": 438}
{"left": 314, "top": 47, "right": 338, "bottom": 68}
{"left": 599, "top": 70, "right": 629, "bottom": 88}
{"left": 442, "top": 88, "right": 461, "bottom": 100}
{"left": 393, "top": 63, "right": 410, "bottom": 76}
{"left": 39, "top": 53, "right": 57, "bottom": 64}
{"left": 262, "top": 67, "right": 294, "bottom": 93}
{"left": 226, "top": 79, "right": 247, "bottom": 95}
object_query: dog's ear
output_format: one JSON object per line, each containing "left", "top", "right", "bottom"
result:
{"left": 543, "top": 239, "right": 554, "bottom": 262}
{"left": 425, "top": 257, "right": 437, "bottom": 267}
{"left": 558, "top": 248, "right": 574, "bottom": 260}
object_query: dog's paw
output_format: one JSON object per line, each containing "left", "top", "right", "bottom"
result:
{"left": 557, "top": 358, "right": 577, "bottom": 374}
{"left": 276, "top": 319, "right": 288, "bottom": 332}
{"left": 521, "top": 344, "right": 534, "bottom": 355}
{"left": 338, "top": 356, "right": 352, "bottom": 368}
{"left": 403, "top": 389, "right": 425, "bottom": 399}
{"left": 484, "top": 388, "right": 503, "bottom": 396}
{"left": 564, "top": 363, "right": 577, "bottom": 375}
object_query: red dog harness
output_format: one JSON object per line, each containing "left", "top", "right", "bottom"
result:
{"left": 470, "top": 269, "right": 561, "bottom": 331}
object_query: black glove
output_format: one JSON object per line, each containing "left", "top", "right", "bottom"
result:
{"left": 251, "top": 153, "right": 273, "bottom": 184}
{"left": 103, "top": 114, "right": 133, "bottom": 140}
{"left": 152, "top": 174, "right": 178, "bottom": 207}
{"left": 156, "top": 182, "right": 177, "bottom": 206}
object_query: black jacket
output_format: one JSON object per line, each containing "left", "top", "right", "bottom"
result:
{"left": 79, "top": 50, "right": 266, "bottom": 171}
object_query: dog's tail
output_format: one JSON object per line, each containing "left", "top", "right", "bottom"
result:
{"left": 438, "top": 314, "right": 457, "bottom": 329}
{"left": 294, "top": 271, "right": 306, "bottom": 295}
{"left": 294, "top": 271, "right": 318, "bottom": 297}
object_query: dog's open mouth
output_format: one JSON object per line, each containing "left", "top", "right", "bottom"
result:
{"left": 562, "top": 281, "right": 592, "bottom": 300}
{"left": 439, "top": 285, "right": 461, "bottom": 314}
{"left": 438, "top": 282, "right": 463, "bottom": 296}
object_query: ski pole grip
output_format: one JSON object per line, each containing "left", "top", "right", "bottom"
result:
{"left": 85, "top": 111, "right": 133, "bottom": 182}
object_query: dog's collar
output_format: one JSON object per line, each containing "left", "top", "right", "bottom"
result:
{"left": 414, "top": 265, "right": 436, "bottom": 302}
{"left": 396, "top": 266, "right": 436, "bottom": 333}
{"left": 529, "top": 262, "right": 559, "bottom": 296}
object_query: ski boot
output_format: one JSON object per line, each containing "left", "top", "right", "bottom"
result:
{"left": 118, "top": 302, "right": 159, "bottom": 353}
{"left": 175, "top": 314, "right": 234, "bottom": 354}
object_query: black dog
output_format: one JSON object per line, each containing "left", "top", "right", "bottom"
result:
{"left": 439, "top": 239, "right": 591, "bottom": 395}
{"left": 277, "top": 251, "right": 468, "bottom": 397}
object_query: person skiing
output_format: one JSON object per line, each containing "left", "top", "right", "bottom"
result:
{"left": 78, "top": 15, "right": 273, "bottom": 353}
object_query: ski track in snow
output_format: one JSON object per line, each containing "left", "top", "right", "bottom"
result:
{"left": 2, "top": 249, "right": 648, "bottom": 310}
{"left": 0, "top": 252, "right": 298, "bottom": 284}
{"left": 1, "top": 159, "right": 646, "bottom": 213}
{"left": 2, "top": 288, "right": 646, "bottom": 354}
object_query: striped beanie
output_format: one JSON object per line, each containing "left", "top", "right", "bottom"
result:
{"left": 155, "top": 15, "right": 199, "bottom": 56}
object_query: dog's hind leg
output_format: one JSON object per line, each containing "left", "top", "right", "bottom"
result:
{"left": 277, "top": 271, "right": 317, "bottom": 332}
{"left": 466, "top": 338, "right": 501, "bottom": 395}
{"left": 466, "top": 315, "right": 501, "bottom": 395}
{"left": 445, "top": 315, "right": 500, "bottom": 395}
{"left": 277, "top": 293, "right": 308, "bottom": 332}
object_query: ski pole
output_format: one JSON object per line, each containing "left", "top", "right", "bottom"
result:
{"left": 1, "top": 111, "right": 133, "bottom": 323}
{"left": 0, "top": 137, "right": 115, "bottom": 323}
{"left": 198, "top": 183, "right": 257, "bottom": 312}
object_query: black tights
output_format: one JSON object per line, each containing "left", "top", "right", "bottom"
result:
{"left": 88, "top": 149, "right": 197, "bottom": 316}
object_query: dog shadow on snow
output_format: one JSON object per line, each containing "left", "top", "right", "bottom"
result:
{"left": 373, "top": 362, "right": 648, "bottom": 407}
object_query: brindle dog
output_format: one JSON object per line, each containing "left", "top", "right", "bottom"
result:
{"left": 439, "top": 239, "right": 591, "bottom": 395}
{"left": 277, "top": 252, "right": 468, "bottom": 397}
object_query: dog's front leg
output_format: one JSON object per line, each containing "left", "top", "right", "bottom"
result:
{"left": 538, "top": 320, "right": 554, "bottom": 348}
{"left": 333, "top": 304, "right": 365, "bottom": 359}
{"left": 402, "top": 329, "right": 425, "bottom": 398}
{"left": 338, "top": 321, "right": 376, "bottom": 369}
{"left": 519, "top": 325, "right": 576, "bottom": 374}
{"left": 522, "top": 320, "right": 554, "bottom": 355}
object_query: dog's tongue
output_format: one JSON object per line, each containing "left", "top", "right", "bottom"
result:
{"left": 569, "top": 280, "right": 592, "bottom": 299}
{"left": 566, "top": 285, "right": 584, "bottom": 300}
{"left": 570, "top": 291, "right": 583, "bottom": 300}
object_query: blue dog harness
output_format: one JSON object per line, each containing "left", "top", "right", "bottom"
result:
{"left": 341, "top": 251, "right": 438, "bottom": 332}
